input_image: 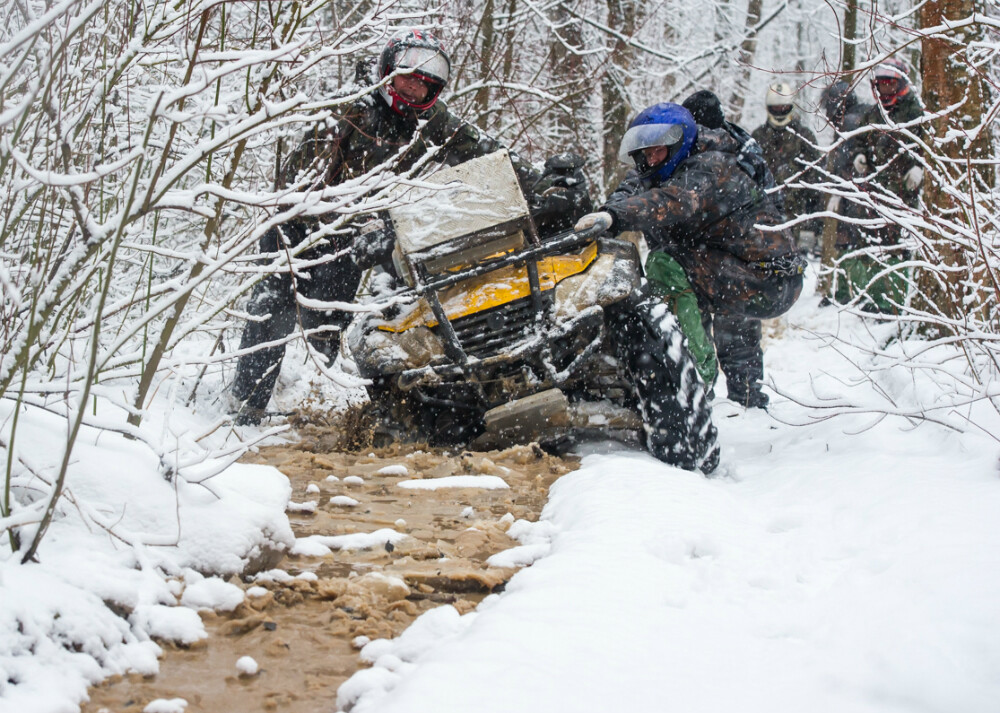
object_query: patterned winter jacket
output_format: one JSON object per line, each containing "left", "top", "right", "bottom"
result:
{"left": 723, "top": 121, "right": 779, "bottom": 197}
{"left": 280, "top": 95, "right": 535, "bottom": 194}
{"left": 604, "top": 129, "right": 796, "bottom": 263}
{"left": 856, "top": 91, "right": 925, "bottom": 208}
{"left": 826, "top": 98, "right": 873, "bottom": 250}
{"left": 276, "top": 84, "right": 584, "bottom": 244}
{"left": 603, "top": 129, "right": 800, "bottom": 314}
{"left": 751, "top": 117, "right": 823, "bottom": 223}
{"left": 826, "top": 100, "right": 871, "bottom": 180}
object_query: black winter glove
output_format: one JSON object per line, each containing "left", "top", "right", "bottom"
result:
{"left": 535, "top": 153, "right": 588, "bottom": 192}
{"left": 531, "top": 153, "right": 594, "bottom": 236}
{"left": 353, "top": 218, "right": 396, "bottom": 270}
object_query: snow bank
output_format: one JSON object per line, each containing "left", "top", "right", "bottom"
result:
{"left": 339, "top": 430, "right": 1000, "bottom": 713}
{"left": 0, "top": 399, "right": 294, "bottom": 712}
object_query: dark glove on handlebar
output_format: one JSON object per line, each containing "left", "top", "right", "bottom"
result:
{"left": 353, "top": 218, "right": 396, "bottom": 270}
{"left": 531, "top": 153, "right": 593, "bottom": 237}
{"left": 535, "top": 153, "right": 588, "bottom": 191}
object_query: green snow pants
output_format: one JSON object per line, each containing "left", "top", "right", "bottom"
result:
{"left": 644, "top": 251, "right": 718, "bottom": 386}
{"left": 835, "top": 254, "right": 909, "bottom": 314}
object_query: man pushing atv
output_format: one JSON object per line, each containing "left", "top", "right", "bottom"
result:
{"left": 577, "top": 102, "right": 803, "bottom": 413}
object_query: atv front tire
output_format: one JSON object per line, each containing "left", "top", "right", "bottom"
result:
{"left": 366, "top": 380, "right": 485, "bottom": 448}
{"left": 606, "top": 291, "right": 720, "bottom": 474}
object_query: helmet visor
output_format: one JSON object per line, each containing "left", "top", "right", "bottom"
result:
{"left": 618, "top": 123, "right": 685, "bottom": 164}
{"left": 395, "top": 47, "right": 449, "bottom": 85}
{"left": 874, "top": 77, "right": 900, "bottom": 99}
{"left": 767, "top": 104, "right": 793, "bottom": 119}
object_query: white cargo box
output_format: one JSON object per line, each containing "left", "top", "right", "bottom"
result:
{"left": 388, "top": 150, "right": 531, "bottom": 261}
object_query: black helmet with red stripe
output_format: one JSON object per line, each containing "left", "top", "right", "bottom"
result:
{"left": 872, "top": 57, "right": 911, "bottom": 109}
{"left": 378, "top": 30, "right": 451, "bottom": 115}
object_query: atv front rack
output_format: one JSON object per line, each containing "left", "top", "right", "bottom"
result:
{"left": 408, "top": 224, "right": 609, "bottom": 371}
{"left": 382, "top": 148, "right": 622, "bottom": 402}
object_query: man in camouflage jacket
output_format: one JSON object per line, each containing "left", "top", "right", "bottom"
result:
{"left": 819, "top": 80, "right": 872, "bottom": 253}
{"left": 751, "top": 83, "right": 824, "bottom": 254}
{"left": 581, "top": 103, "right": 804, "bottom": 409}
{"left": 837, "top": 58, "right": 924, "bottom": 312}
{"left": 674, "top": 90, "right": 786, "bottom": 400}
{"left": 231, "top": 31, "right": 589, "bottom": 424}
{"left": 854, "top": 59, "right": 925, "bottom": 244}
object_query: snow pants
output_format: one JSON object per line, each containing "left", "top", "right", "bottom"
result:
{"left": 231, "top": 224, "right": 362, "bottom": 412}
{"left": 712, "top": 314, "right": 766, "bottom": 408}
{"left": 646, "top": 249, "right": 804, "bottom": 408}
{"left": 834, "top": 253, "right": 909, "bottom": 315}
{"left": 644, "top": 252, "right": 718, "bottom": 386}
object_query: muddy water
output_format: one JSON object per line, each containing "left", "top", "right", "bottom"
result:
{"left": 83, "top": 434, "right": 577, "bottom": 713}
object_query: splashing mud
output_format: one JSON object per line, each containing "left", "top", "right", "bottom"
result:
{"left": 82, "top": 435, "right": 578, "bottom": 713}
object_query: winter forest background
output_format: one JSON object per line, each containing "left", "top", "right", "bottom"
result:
{"left": 1, "top": 0, "right": 998, "bottom": 664}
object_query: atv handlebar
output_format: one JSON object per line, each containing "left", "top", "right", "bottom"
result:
{"left": 572, "top": 222, "right": 610, "bottom": 240}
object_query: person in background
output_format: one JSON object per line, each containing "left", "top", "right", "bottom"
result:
{"left": 751, "top": 82, "right": 824, "bottom": 256}
{"left": 682, "top": 90, "right": 776, "bottom": 198}
{"left": 836, "top": 57, "right": 924, "bottom": 313}
{"left": 230, "top": 30, "right": 590, "bottom": 425}
{"left": 576, "top": 102, "right": 804, "bottom": 411}
{"left": 815, "top": 79, "right": 872, "bottom": 302}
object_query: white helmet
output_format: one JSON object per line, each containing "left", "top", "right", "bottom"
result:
{"left": 765, "top": 82, "right": 796, "bottom": 128}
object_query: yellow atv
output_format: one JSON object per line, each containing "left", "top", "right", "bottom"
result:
{"left": 346, "top": 151, "right": 718, "bottom": 472}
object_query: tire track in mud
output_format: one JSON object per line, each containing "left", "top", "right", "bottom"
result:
{"left": 83, "top": 435, "right": 577, "bottom": 713}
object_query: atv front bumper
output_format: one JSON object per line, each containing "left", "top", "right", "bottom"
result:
{"left": 347, "top": 235, "right": 640, "bottom": 391}
{"left": 393, "top": 304, "right": 606, "bottom": 392}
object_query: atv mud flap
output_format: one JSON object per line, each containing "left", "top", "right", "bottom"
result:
{"left": 469, "top": 388, "right": 643, "bottom": 453}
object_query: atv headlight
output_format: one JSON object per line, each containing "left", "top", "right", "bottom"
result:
{"left": 348, "top": 323, "right": 446, "bottom": 379}
{"left": 552, "top": 252, "right": 640, "bottom": 321}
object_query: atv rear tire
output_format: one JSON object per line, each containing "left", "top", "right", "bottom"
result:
{"left": 606, "top": 291, "right": 720, "bottom": 474}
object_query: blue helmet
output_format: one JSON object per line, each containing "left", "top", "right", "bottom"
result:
{"left": 618, "top": 103, "right": 698, "bottom": 186}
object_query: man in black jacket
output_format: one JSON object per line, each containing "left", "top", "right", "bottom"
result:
{"left": 817, "top": 80, "right": 871, "bottom": 302}
{"left": 751, "top": 82, "right": 824, "bottom": 255}
{"left": 677, "top": 90, "right": 786, "bottom": 407}
{"left": 835, "top": 59, "right": 924, "bottom": 313}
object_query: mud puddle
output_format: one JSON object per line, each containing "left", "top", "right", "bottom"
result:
{"left": 83, "top": 433, "right": 578, "bottom": 713}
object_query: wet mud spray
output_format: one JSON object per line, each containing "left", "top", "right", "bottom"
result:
{"left": 83, "top": 427, "right": 578, "bottom": 713}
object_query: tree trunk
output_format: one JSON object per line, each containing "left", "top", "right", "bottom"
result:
{"left": 727, "top": 0, "right": 764, "bottom": 125}
{"left": 601, "top": 0, "right": 639, "bottom": 195}
{"left": 842, "top": 0, "right": 858, "bottom": 72}
{"left": 915, "top": 0, "right": 992, "bottom": 322}
{"left": 548, "top": 2, "right": 587, "bottom": 146}
{"left": 473, "top": 0, "right": 496, "bottom": 130}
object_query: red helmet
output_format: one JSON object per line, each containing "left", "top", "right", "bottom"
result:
{"left": 872, "top": 57, "right": 911, "bottom": 109}
{"left": 378, "top": 30, "right": 451, "bottom": 115}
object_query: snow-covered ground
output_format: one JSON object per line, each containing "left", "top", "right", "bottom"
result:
{"left": 0, "top": 398, "right": 297, "bottom": 712}
{"left": 2, "top": 269, "right": 999, "bottom": 713}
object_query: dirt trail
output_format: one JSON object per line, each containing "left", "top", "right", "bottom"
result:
{"left": 83, "top": 431, "right": 577, "bottom": 713}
